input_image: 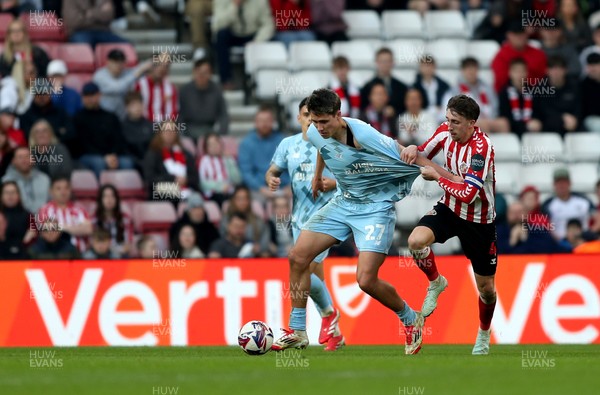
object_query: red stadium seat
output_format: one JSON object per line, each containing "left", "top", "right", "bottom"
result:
{"left": 56, "top": 43, "right": 95, "bottom": 73}
{"left": 21, "top": 12, "right": 66, "bottom": 42}
{"left": 35, "top": 42, "right": 59, "bottom": 59}
{"left": 132, "top": 201, "right": 177, "bottom": 233}
{"left": 0, "top": 14, "right": 13, "bottom": 41}
{"left": 64, "top": 73, "right": 93, "bottom": 94}
{"left": 95, "top": 43, "right": 138, "bottom": 68}
{"left": 71, "top": 169, "right": 99, "bottom": 200}
{"left": 99, "top": 170, "right": 146, "bottom": 200}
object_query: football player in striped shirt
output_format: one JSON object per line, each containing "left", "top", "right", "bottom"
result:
{"left": 401, "top": 94, "right": 498, "bottom": 355}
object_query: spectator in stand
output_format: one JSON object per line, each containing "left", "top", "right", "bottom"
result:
{"left": 310, "top": 0, "right": 348, "bottom": 45}
{"left": 520, "top": 185, "right": 551, "bottom": 227}
{"left": 169, "top": 192, "right": 220, "bottom": 256}
{"left": 0, "top": 180, "right": 35, "bottom": 259}
{"left": 198, "top": 132, "right": 241, "bottom": 206}
{"left": 221, "top": 185, "right": 274, "bottom": 257}
{"left": 0, "top": 130, "right": 14, "bottom": 178}
{"left": 134, "top": 53, "right": 178, "bottom": 124}
{"left": 542, "top": 167, "right": 594, "bottom": 240}
{"left": 539, "top": 20, "right": 581, "bottom": 77}
{"left": 212, "top": 0, "right": 274, "bottom": 89}
{"left": 361, "top": 48, "right": 407, "bottom": 116}
{"left": 82, "top": 227, "right": 120, "bottom": 259}
{"left": 591, "top": 180, "right": 600, "bottom": 234}
{"left": 268, "top": 195, "right": 293, "bottom": 258}
{"left": 580, "top": 52, "right": 600, "bottom": 132}
{"left": 143, "top": 120, "right": 199, "bottom": 200}
{"left": 238, "top": 105, "right": 289, "bottom": 201}
{"left": 0, "top": 19, "right": 50, "bottom": 78}
{"left": 579, "top": 24, "right": 600, "bottom": 76}
{"left": 209, "top": 212, "right": 255, "bottom": 258}
{"left": 185, "top": 0, "right": 213, "bottom": 59}
{"left": 92, "top": 184, "right": 134, "bottom": 258}
{"left": 0, "top": 0, "right": 44, "bottom": 16}
{"left": 536, "top": 55, "right": 580, "bottom": 136}
{"left": 2, "top": 146, "right": 50, "bottom": 213}
{"left": 408, "top": 0, "right": 459, "bottom": 14}
{"left": 28, "top": 119, "right": 74, "bottom": 179}
{"left": 47, "top": 60, "right": 83, "bottom": 117}
{"left": 359, "top": 82, "right": 398, "bottom": 138}
{"left": 346, "top": 0, "right": 407, "bottom": 14}
{"left": 62, "top": 0, "right": 129, "bottom": 49}
{"left": 37, "top": 175, "right": 93, "bottom": 253}
{"left": 73, "top": 82, "right": 134, "bottom": 178}
{"left": 121, "top": 91, "right": 153, "bottom": 173}
{"left": 270, "top": 0, "right": 315, "bottom": 48}
{"left": 474, "top": 0, "right": 522, "bottom": 44}
{"left": 558, "top": 218, "right": 584, "bottom": 252}
{"left": 19, "top": 81, "right": 74, "bottom": 144}
{"left": 329, "top": 56, "right": 360, "bottom": 118}
{"left": 0, "top": 107, "right": 26, "bottom": 147}
{"left": 497, "top": 58, "right": 543, "bottom": 137}
{"left": 558, "top": 0, "right": 592, "bottom": 52}
{"left": 179, "top": 58, "right": 229, "bottom": 140}
{"left": 398, "top": 88, "right": 436, "bottom": 146}
{"left": 442, "top": 57, "right": 507, "bottom": 134}
{"left": 136, "top": 234, "right": 158, "bottom": 259}
{"left": 92, "top": 49, "right": 153, "bottom": 120}
{"left": 28, "top": 218, "right": 81, "bottom": 259}
{"left": 171, "top": 224, "right": 204, "bottom": 258}
{"left": 1, "top": 60, "right": 38, "bottom": 115}
{"left": 413, "top": 55, "right": 451, "bottom": 123}
{"left": 491, "top": 21, "right": 547, "bottom": 93}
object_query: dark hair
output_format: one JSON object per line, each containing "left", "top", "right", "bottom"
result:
{"left": 95, "top": 184, "right": 125, "bottom": 244}
{"left": 0, "top": 180, "right": 23, "bottom": 211}
{"left": 567, "top": 218, "right": 583, "bottom": 229}
{"left": 91, "top": 227, "right": 111, "bottom": 241}
{"left": 368, "top": 82, "right": 388, "bottom": 96}
{"left": 419, "top": 54, "right": 435, "bottom": 65}
{"left": 124, "top": 91, "right": 143, "bottom": 105}
{"left": 332, "top": 55, "right": 350, "bottom": 68}
{"left": 229, "top": 211, "right": 248, "bottom": 223}
{"left": 461, "top": 57, "right": 479, "bottom": 69}
{"left": 586, "top": 52, "right": 600, "bottom": 65}
{"left": 51, "top": 175, "right": 70, "bottom": 187}
{"left": 547, "top": 55, "right": 567, "bottom": 69}
{"left": 202, "top": 132, "right": 221, "bottom": 154}
{"left": 446, "top": 94, "right": 480, "bottom": 121}
{"left": 171, "top": 224, "right": 197, "bottom": 254}
{"left": 306, "top": 88, "right": 341, "bottom": 116}
{"left": 509, "top": 57, "right": 527, "bottom": 68}
{"left": 256, "top": 104, "right": 275, "bottom": 116}
{"left": 298, "top": 97, "right": 309, "bottom": 112}
{"left": 375, "top": 47, "right": 393, "bottom": 58}
{"left": 136, "top": 235, "right": 154, "bottom": 253}
{"left": 194, "top": 58, "right": 211, "bottom": 69}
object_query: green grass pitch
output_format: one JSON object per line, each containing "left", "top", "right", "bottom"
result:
{"left": 0, "top": 345, "right": 598, "bottom": 395}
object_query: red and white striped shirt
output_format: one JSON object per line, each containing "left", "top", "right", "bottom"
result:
{"left": 418, "top": 123, "right": 496, "bottom": 224}
{"left": 37, "top": 201, "right": 90, "bottom": 252}
{"left": 135, "top": 76, "right": 178, "bottom": 123}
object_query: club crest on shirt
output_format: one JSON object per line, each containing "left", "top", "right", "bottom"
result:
{"left": 459, "top": 161, "right": 469, "bottom": 173}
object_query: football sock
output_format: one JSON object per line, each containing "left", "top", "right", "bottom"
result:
{"left": 310, "top": 273, "right": 334, "bottom": 317}
{"left": 396, "top": 302, "right": 417, "bottom": 326}
{"left": 478, "top": 296, "right": 496, "bottom": 331}
{"left": 410, "top": 246, "right": 439, "bottom": 282}
{"left": 290, "top": 307, "right": 307, "bottom": 331}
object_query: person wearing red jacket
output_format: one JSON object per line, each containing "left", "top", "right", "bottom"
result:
{"left": 270, "top": 0, "right": 315, "bottom": 47}
{"left": 491, "top": 21, "right": 548, "bottom": 92}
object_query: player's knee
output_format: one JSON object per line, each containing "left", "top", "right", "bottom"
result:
{"left": 288, "top": 247, "right": 311, "bottom": 269}
{"left": 478, "top": 282, "right": 496, "bottom": 302}
{"left": 407, "top": 232, "right": 428, "bottom": 251}
{"left": 356, "top": 272, "right": 376, "bottom": 294}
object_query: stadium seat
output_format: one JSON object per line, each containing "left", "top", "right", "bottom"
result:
{"left": 57, "top": 44, "right": 95, "bottom": 73}
{"left": 64, "top": 73, "right": 93, "bottom": 94}
{"left": 521, "top": 163, "right": 562, "bottom": 193}
{"left": 488, "top": 133, "right": 522, "bottom": 162}
{"left": 95, "top": 43, "right": 138, "bottom": 68}
{"left": 478, "top": 68, "right": 495, "bottom": 88}
{"left": 342, "top": 10, "right": 382, "bottom": 39}
{"left": 436, "top": 68, "right": 460, "bottom": 86}
{"left": 392, "top": 68, "right": 417, "bottom": 85}
{"left": 387, "top": 39, "right": 427, "bottom": 69}
{"left": 289, "top": 41, "right": 332, "bottom": 71}
{"left": 466, "top": 9, "right": 488, "bottom": 38}
{"left": 521, "top": 132, "right": 565, "bottom": 163}
{"left": 133, "top": 201, "right": 177, "bottom": 233}
{"left": 348, "top": 69, "right": 375, "bottom": 87}
{"left": 495, "top": 162, "right": 521, "bottom": 195}
{"left": 71, "top": 169, "right": 99, "bottom": 200}
{"left": 99, "top": 170, "right": 146, "bottom": 200}
{"left": 381, "top": 10, "right": 424, "bottom": 40}
{"left": 564, "top": 132, "right": 600, "bottom": 162}
{"left": 331, "top": 41, "right": 375, "bottom": 70}
{"left": 277, "top": 71, "right": 324, "bottom": 106}
{"left": 35, "top": 42, "right": 60, "bottom": 59}
{"left": 0, "top": 14, "right": 12, "bottom": 41}
{"left": 425, "top": 39, "right": 467, "bottom": 68}
{"left": 21, "top": 12, "right": 66, "bottom": 41}
{"left": 589, "top": 10, "right": 600, "bottom": 28}
{"left": 528, "top": 39, "right": 542, "bottom": 48}
{"left": 568, "top": 163, "right": 599, "bottom": 193}
{"left": 424, "top": 10, "right": 469, "bottom": 39}
{"left": 466, "top": 40, "right": 501, "bottom": 68}
{"left": 244, "top": 42, "right": 288, "bottom": 75}
{"left": 255, "top": 69, "right": 290, "bottom": 100}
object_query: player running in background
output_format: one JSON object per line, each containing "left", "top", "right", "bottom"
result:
{"left": 265, "top": 97, "right": 344, "bottom": 351}
{"left": 401, "top": 94, "right": 498, "bottom": 355}
{"left": 272, "top": 89, "right": 462, "bottom": 355}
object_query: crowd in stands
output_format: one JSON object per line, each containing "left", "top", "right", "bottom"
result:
{"left": 0, "top": 0, "right": 599, "bottom": 259}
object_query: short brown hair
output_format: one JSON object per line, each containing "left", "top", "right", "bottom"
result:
{"left": 124, "top": 91, "right": 143, "bottom": 105}
{"left": 446, "top": 94, "right": 480, "bottom": 121}
{"left": 306, "top": 88, "right": 341, "bottom": 116}
{"left": 375, "top": 47, "right": 393, "bottom": 58}
{"left": 332, "top": 56, "right": 350, "bottom": 68}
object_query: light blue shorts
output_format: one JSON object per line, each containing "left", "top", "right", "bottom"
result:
{"left": 292, "top": 225, "right": 330, "bottom": 264}
{"left": 302, "top": 197, "right": 396, "bottom": 254}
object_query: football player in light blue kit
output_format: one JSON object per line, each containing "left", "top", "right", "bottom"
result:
{"left": 266, "top": 98, "right": 344, "bottom": 351}
{"left": 272, "top": 89, "right": 462, "bottom": 355}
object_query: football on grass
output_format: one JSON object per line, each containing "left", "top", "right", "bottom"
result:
{"left": 238, "top": 321, "right": 274, "bottom": 355}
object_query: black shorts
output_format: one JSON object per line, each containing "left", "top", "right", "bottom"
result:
{"left": 417, "top": 203, "right": 498, "bottom": 276}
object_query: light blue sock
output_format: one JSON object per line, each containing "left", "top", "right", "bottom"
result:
{"left": 310, "top": 273, "right": 334, "bottom": 317}
{"left": 289, "top": 307, "right": 306, "bottom": 331}
{"left": 396, "top": 303, "right": 417, "bottom": 326}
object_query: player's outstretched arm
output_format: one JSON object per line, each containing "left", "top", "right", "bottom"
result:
{"left": 265, "top": 164, "right": 283, "bottom": 191}
{"left": 414, "top": 155, "right": 463, "bottom": 183}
